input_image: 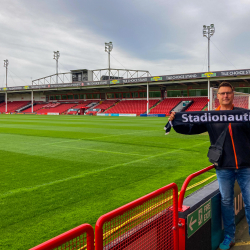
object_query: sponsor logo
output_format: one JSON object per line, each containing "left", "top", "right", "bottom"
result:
{"left": 202, "top": 72, "right": 216, "bottom": 77}
{"left": 24, "top": 86, "right": 29, "bottom": 89}
{"left": 221, "top": 70, "right": 250, "bottom": 76}
{"left": 81, "top": 83, "right": 84, "bottom": 86}
{"left": 86, "top": 81, "right": 107, "bottom": 86}
{"left": 166, "top": 74, "right": 198, "bottom": 80}
{"left": 123, "top": 78, "right": 147, "bottom": 83}
{"left": 151, "top": 76, "right": 162, "bottom": 81}
{"left": 3, "top": 87, "right": 7, "bottom": 90}
{"left": 110, "top": 80, "right": 119, "bottom": 84}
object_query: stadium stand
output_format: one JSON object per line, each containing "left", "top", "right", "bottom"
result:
{"left": 184, "top": 97, "right": 208, "bottom": 111}
{"left": 73, "top": 100, "right": 98, "bottom": 109}
{"left": 43, "top": 103, "right": 60, "bottom": 108}
{"left": 37, "top": 103, "right": 78, "bottom": 114}
{"left": 150, "top": 98, "right": 184, "bottom": 114}
{"left": 94, "top": 100, "right": 119, "bottom": 112}
{"left": 0, "top": 101, "right": 30, "bottom": 113}
{"left": 150, "top": 97, "right": 208, "bottom": 114}
{"left": 105, "top": 100, "right": 159, "bottom": 115}
{"left": 22, "top": 103, "right": 46, "bottom": 113}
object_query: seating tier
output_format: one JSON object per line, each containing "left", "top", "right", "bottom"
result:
{"left": 105, "top": 100, "right": 158, "bottom": 115}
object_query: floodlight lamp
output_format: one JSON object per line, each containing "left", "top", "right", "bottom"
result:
{"left": 4, "top": 59, "right": 8, "bottom": 67}
{"left": 203, "top": 25, "right": 206, "bottom": 29}
{"left": 210, "top": 24, "right": 214, "bottom": 28}
{"left": 105, "top": 42, "right": 113, "bottom": 53}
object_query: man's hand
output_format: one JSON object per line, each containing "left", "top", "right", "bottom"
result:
{"left": 168, "top": 112, "right": 176, "bottom": 121}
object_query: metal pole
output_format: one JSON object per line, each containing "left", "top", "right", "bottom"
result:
{"left": 56, "top": 59, "right": 58, "bottom": 84}
{"left": 105, "top": 42, "right": 113, "bottom": 81}
{"left": 147, "top": 83, "right": 149, "bottom": 114}
{"left": 53, "top": 51, "right": 60, "bottom": 84}
{"left": 31, "top": 91, "right": 33, "bottom": 113}
{"left": 4, "top": 59, "right": 8, "bottom": 113}
{"left": 5, "top": 92, "right": 7, "bottom": 113}
{"left": 6, "top": 64, "right": 7, "bottom": 88}
{"left": 203, "top": 24, "right": 214, "bottom": 110}
{"left": 109, "top": 52, "right": 110, "bottom": 80}
{"left": 6, "top": 65, "right": 7, "bottom": 113}
{"left": 208, "top": 34, "right": 210, "bottom": 111}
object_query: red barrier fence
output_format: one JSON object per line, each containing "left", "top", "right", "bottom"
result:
{"left": 178, "top": 165, "right": 215, "bottom": 212}
{"left": 30, "top": 223, "right": 94, "bottom": 250}
{"left": 95, "top": 183, "right": 179, "bottom": 250}
{"left": 31, "top": 166, "right": 217, "bottom": 250}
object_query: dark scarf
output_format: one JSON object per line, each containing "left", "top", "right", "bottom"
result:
{"left": 164, "top": 110, "right": 250, "bottom": 134}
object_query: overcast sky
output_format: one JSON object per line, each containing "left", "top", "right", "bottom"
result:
{"left": 1, "top": 0, "right": 250, "bottom": 87}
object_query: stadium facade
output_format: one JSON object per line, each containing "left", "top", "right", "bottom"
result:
{"left": 1, "top": 68, "right": 250, "bottom": 114}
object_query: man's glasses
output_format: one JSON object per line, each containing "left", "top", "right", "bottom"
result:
{"left": 217, "top": 91, "right": 233, "bottom": 96}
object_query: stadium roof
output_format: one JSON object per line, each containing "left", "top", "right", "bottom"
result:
{"left": 1, "top": 68, "right": 250, "bottom": 93}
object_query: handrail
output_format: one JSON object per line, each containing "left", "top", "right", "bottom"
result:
{"left": 178, "top": 165, "right": 215, "bottom": 211}
{"left": 95, "top": 182, "right": 179, "bottom": 250}
{"left": 30, "top": 223, "right": 94, "bottom": 250}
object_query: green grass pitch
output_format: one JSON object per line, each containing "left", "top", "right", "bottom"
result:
{"left": 0, "top": 115, "right": 216, "bottom": 249}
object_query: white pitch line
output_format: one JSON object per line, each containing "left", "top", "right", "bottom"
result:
{"left": 52, "top": 144, "right": 148, "bottom": 156}
{"left": 0, "top": 141, "right": 209, "bottom": 198}
{"left": 41, "top": 130, "right": 158, "bottom": 146}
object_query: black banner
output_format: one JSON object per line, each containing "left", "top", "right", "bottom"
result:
{"left": 164, "top": 110, "right": 250, "bottom": 134}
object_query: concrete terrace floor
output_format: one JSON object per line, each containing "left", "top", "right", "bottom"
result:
{"left": 228, "top": 216, "right": 250, "bottom": 249}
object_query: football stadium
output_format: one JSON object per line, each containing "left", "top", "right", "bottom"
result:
{"left": 1, "top": 66, "right": 250, "bottom": 249}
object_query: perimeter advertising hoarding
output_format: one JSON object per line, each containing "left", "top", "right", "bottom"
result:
{"left": 2, "top": 69, "right": 250, "bottom": 92}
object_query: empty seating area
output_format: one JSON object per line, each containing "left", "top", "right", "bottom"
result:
{"left": 22, "top": 103, "right": 47, "bottom": 113}
{"left": 184, "top": 97, "right": 208, "bottom": 111}
{"left": 150, "top": 98, "right": 184, "bottom": 114}
{"left": 37, "top": 103, "right": 78, "bottom": 114}
{"left": 0, "top": 97, "right": 209, "bottom": 115}
{"left": 72, "top": 101, "right": 98, "bottom": 110}
{"left": 0, "top": 101, "right": 100, "bottom": 114}
{"left": 43, "top": 103, "right": 60, "bottom": 108}
{"left": 94, "top": 100, "right": 118, "bottom": 111}
{"left": 74, "top": 100, "right": 98, "bottom": 109}
{"left": 150, "top": 97, "right": 208, "bottom": 114}
{"left": 105, "top": 100, "right": 159, "bottom": 115}
{"left": 0, "top": 101, "right": 30, "bottom": 113}
{"left": 150, "top": 97, "right": 207, "bottom": 115}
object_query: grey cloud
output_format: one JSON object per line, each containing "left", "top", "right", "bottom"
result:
{"left": 1, "top": 0, "right": 250, "bottom": 86}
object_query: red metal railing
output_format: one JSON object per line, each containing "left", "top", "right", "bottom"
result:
{"left": 30, "top": 223, "right": 94, "bottom": 250}
{"left": 30, "top": 166, "right": 217, "bottom": 250}
{"left": 178, "top": 165, "right": 215, "bottom": 211}
{"left": 95, "top": 183, "right": 179, "bottom": 250}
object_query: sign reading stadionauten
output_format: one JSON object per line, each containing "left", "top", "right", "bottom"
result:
{"left": 2, "top": 69, "right": 250, "bottom": 91}
{"left": 187, "top": 199, "right": 211, "bottom": 238}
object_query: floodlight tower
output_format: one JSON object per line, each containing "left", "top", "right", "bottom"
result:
{"left": 4, "top": 59, "right": 8, "bottom": 113}
{"left": 4, "top": 59, "right": 8, "bottom": 87}
{"left": 203, "top": 24, "right": 215, "bottom": 110}
{"left": 105, "top": 42, "right": 113, "bottom": 80}
{"left": 53, "top": 51, "right": 60, "bottom": 84}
